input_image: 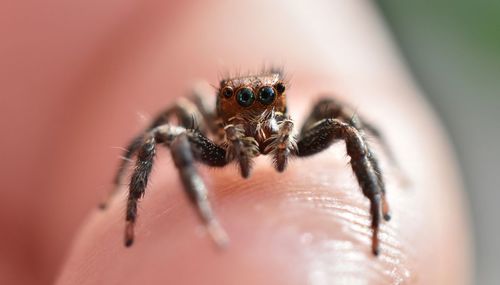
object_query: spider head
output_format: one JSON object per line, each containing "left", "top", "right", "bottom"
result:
{"left": 216, "top": 72, "right": 287, "bottom": 123}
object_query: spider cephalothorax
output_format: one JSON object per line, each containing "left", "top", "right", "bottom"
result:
{"left": 215, "top": 73, "right": 295, "bottom": 176}
{"left": 100, "top": 70, "right": 397, "bottom": 256}
{"left": 217, "top": 73, "right": 287, "bottom": 123}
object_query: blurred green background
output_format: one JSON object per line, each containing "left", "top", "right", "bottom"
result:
{"left": 377, "top": 1, "right": 500, "bottom": 284}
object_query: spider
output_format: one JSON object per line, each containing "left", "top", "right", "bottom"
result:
{"left": 100, "top": 70, "right": 396, "bottom": 256}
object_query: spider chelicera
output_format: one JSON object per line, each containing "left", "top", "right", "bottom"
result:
{"left": 100, "top": 70, "right": 396, "bottom": 255}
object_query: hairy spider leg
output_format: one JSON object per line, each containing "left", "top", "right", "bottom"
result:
{"left": 98, "top": 134, "right": 144, "bottom": 210}
{"left": 124, "top": 128, "right": 161, "bottom": 247}
{"left": 300, "top": 98, "right": 392, "bottom": 220}
{"left": 191, "top": 86, "right": 223, "bottom": 136}
{"left": 100, "top": 96, "right": 210, "bottom": 209}
{"left": 308, "top": 98, "right": 408, "bottom": 192}
{"left": 171, "top": 133, "right": 229, "bottom": 247}
{"left": 295, "top": 118, "right": 384, "bottom": 255}
{"left": 124, "top": 124, "right": 229, "bottom": 247}
{"left": 301, "top": 98, "right": 399, "bottom": 167}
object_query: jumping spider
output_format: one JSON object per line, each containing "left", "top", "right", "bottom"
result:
{"left": 100, "top": 70, "right": 396, "bottom": 255}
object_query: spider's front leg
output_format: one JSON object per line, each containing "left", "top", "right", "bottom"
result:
{"left": 301, "top": 98, "right": 392, "bottom": 219}
{"left": 124, "top": 124, "right": 230, "bottom": 247}
{"left": 303, "top": 98, "right": 405, "bottom": 190}
{"left": 301, "top": 98, "right": 395, "bottom": 162}
{"left": 100, "top": 96, "right": 208, "bottom": 209}
{"left": 170, "top": 132, "right": 229, "bottom": 247}
{"left": 124, "top": 124, "right": 178, "bottom": 246}
{"left": 295, "top": 118, "right": 386, "bottom": 255}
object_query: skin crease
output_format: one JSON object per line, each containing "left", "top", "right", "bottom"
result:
{"left": 0, "top": 1, "right": 471, "bottom": 284}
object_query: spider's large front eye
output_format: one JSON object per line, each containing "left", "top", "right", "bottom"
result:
{"left": 221, "top": 86, "right": 234, "bottom": 98}
{"left": 236, "top": 87, "right": 255, "bottom": 107}
{"left": 258, "top": 86, "right": 276, "bottom": 105}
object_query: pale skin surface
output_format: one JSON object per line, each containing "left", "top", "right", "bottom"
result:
{"left": 0, "top": 1, "right": 471, "bottom": 284}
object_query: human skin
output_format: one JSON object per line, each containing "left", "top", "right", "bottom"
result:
{"left": 0, "top": 1, "right": 471, "bottom": 284}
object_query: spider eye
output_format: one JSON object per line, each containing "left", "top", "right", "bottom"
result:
{"left": 275, "top": 82, "right": 286, "bottom": 93}
{"left": 258, "top": 86, "right": 276, "bottom": 105}
{"left": 236, "top": 88, "right": 255, "bottom": 107}
{"left": 221, "top": 86, "right": 234, "bottom": 98}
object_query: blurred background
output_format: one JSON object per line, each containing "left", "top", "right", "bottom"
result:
{"left": 377, "top": 1, "right": 500, "bottom": 284}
